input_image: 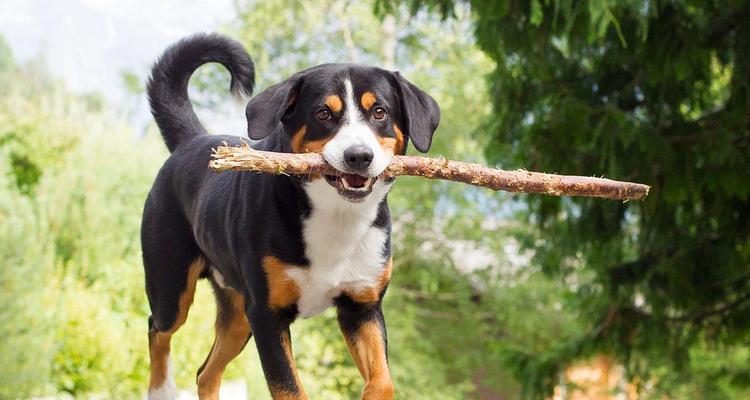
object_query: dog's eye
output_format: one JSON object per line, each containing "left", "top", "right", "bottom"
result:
{"left": 315, "top": 109, "right": 332, "bottom": 121}
{"left": 372, "top": 107, "right": 387, "bottom": 120}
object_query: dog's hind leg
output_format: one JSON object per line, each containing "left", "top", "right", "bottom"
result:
{"left": 146, "top": 256, "right": 203, "bottom": 399}
{"left": 196, "top": 277, "right": 252, "bottom": 399}
{"left": 143, "top": 205, "right": 205, "bottom": 400}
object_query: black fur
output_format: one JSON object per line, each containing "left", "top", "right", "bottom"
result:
{"left": 245, "top": 76, "right": 303, "bottom": 140}
{"left": 147, "top": 33, "right": 255, "bottom": 152}
{"left": 142, "top": 33, "right": 439, "bottom": 396}
{"left": 393, "top": 72, "right": 440, "bottom": 152}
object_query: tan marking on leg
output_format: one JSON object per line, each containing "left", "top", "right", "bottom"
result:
{"left": 149, "top": 258, "right": 205, "bottom": 391}
{"left": 263, "top": 256, "right": 301, "bottom": 310}
{"left": 347, "top": 258, "right": 392, "bottom": 304}
{"left": 343, "top": 321, "right": 394, "bottom": 400}
{"left": 325, "top": 94, "right": 343, "bottom": 113}
{"left": 148, "top": 330, "right": 172, "bottom": 392}
{"left": 290, "top": 125, "right": 332, "bottom": 154}
{"left": 360, "top": 92, "right": 377, "bottom": 111}
{"left": 267, "top": 331, "right": 308, "bottom": 400}
{"left": 197, "top": 289, "right": 251, "bottom": 399}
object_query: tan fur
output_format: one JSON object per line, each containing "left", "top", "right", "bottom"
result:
{"left": 325, "top": 94, "right": 343, "bottom": 113}
{"left": 360, "top": 92, "right": 377, "bottom": 111}
{"left": 263, "top": 256, "right": 301, "bottom": 310}
{"left": 148, "top": 331, "right": 172, "bottom": 391}
{"left": 270, "top": 330, "right": 308, "bottom": 399}
{"left": 342, "top": 321, "right": 394, "bottom": 400}
{"left": 377, "top": 137, "right": 399, "bottom": 157}
{"left": 346, "top": 258, "right": 392, "bottom": 304}
{"left": 392, "top": 124, "right": 405, "bottom": 155}
{"left": 266, "top": 331, "right": 307, "bottom": 399}
{"left": 148, "top": 257, "right": 205, "bottom": 390}
{"left": 290, "top": 125, "right": 332, "bottom": 154}
{"left": 197, "top": 289, "right": 251, "bottom": 399}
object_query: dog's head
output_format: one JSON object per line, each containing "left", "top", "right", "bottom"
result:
{"left": 246, "top": 64, "right": 440, "bottom": 203}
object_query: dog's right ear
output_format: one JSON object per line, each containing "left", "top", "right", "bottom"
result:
{"left": 246, "top": 77, "right": 302, "bottom": 140}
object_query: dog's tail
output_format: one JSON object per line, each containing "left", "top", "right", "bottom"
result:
{"left": 147, "top": 33, "right": 255, "bottom": 153}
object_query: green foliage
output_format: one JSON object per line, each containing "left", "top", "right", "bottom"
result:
{"left": 232, "top": 0, "right": 384, "bottom": 85}
{"left": 385, "top": 0, "right": 750, "bottom": 397}
{"left": 51, "top": 279, "right": 148, "bottom": 396}
{"left": 0, "top": 150, "right": 55, "bottom": 398}
{"left": 0, "top": 42, "right": 168, "bottom": 398}
{"left": 0, "top": 1, "right": 626, "bottom": 398}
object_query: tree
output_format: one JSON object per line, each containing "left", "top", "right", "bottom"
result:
{"left": 383, "top": 0, "right": 750, "bottom": 397}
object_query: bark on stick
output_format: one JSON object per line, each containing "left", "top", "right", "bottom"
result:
{"left": 209, "top": 143, "right": 650, "bottom": 201}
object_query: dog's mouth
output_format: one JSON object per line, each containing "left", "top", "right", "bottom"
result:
{"left": 324, "top": 173, "right": 377, "bottom": 202}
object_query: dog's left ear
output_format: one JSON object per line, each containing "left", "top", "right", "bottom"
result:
{"left": 246, "top": 77, "right": 302, "bottom": 140}
{"left": 394, "top": 72, "right": 441, "bottom": 152}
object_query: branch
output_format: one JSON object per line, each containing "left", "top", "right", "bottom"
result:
{"left": 668, "top": 290, "right": 750, "bottom": 323}
{"left": 209, "top": 143, "right": 651, "bottom": 201}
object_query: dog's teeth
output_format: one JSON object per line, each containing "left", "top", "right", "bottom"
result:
{"left": 355, "top": 179, "right": 371, "bottom": 191}
{"left": 339, "top": 176, "right": 373, "bottom": 192}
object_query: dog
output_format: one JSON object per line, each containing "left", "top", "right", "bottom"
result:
{"left": 142, "top": 33, "right": 439, "bottom": 399}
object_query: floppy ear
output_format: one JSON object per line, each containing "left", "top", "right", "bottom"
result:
{"left": 394, "top": 72, "right": 441, "bottom": 152}
{"left": 245, "top": 77, "right": 302, "bottom": 140}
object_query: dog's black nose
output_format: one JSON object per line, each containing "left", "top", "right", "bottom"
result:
{"left": 343, "top": 145, "right": 374, "bottom": 171}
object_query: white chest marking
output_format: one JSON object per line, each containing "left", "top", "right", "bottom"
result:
{"left": 289, "top": 178, "right": 392, "bottom": 317}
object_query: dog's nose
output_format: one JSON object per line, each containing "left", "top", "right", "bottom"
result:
{"left": 343, "top": 145, "right": 374, "bottom": 171}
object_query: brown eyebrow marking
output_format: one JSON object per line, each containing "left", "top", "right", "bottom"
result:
{"left": 324, "top": 95, "right": 343, "bottom": 113}
{"left": 360, "top": 92, "right": 377, "bottom": 111}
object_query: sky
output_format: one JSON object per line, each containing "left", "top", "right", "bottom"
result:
{"left": 0, "top": 0, "right": 246, "bottom": 133}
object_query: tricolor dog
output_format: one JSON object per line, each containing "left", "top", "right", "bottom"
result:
{"left": 142, "top": 33, "right": 439, "bottom": 399}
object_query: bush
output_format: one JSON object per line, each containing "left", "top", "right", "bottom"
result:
{"left": 0, "top": 151, "right": 55, "bottom": 398}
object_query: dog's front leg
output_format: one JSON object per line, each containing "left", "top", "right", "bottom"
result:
{"left": 249, "top": 310, "right": 307, "bottom": 400}
{"left": 336, "top": 299, "right": 394, "bottom": 400}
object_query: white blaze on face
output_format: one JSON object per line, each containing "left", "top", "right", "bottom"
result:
{"left": 322, "top": 78, "right": 392, "bottom": 177}
{"left": 295, "top": 78, "right": 395, "bottom": 317}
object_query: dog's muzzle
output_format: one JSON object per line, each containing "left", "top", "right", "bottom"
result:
{"left": 324, "top": 173, "right": 378, "bottom": 202}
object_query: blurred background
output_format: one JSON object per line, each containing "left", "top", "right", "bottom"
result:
{"left": 0, "top": 0, "right": 748, "bottom": 399}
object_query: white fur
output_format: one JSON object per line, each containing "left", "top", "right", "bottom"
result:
{"left": 292, "top": 178, "right": 393, "bottom": 317}
{"left": 288, "top": 77, "right": 395, "bottom": 318}
{"left": 211, "top": 268, "right": 228, "bottom": 289}
{"left": 146, "top": 356, "right": 177, "bottom": 400}
{"left": 322, "top": 78, "right": 392, "bottom": 177}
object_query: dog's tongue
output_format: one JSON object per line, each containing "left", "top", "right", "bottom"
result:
{"left": 343, "top": 174, "right": 368, "bottom": 188}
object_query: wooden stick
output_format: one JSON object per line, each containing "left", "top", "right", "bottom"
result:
{"left": 209, "top": 143, "right": 650, "bottom": 201}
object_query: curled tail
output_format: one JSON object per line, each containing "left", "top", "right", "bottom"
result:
{"left": 147, "top": 33, "right": 255, "bottom": 153}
